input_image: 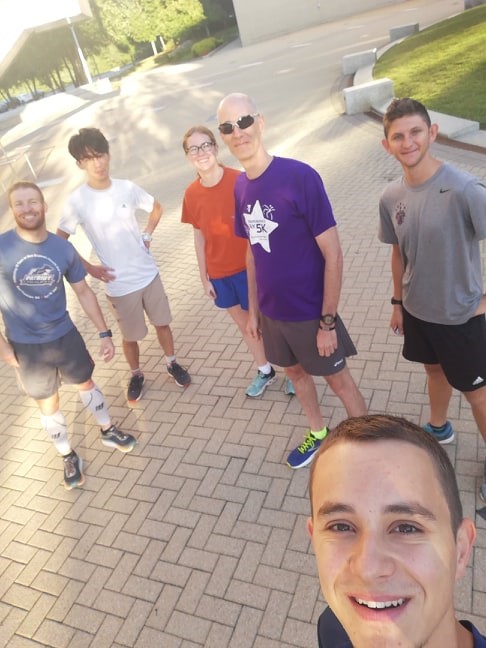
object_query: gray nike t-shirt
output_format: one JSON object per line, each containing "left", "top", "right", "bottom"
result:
{"left": 379, "top": 163, "right": 486, "bottom": 325}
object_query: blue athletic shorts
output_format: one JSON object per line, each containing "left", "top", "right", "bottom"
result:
{"left": 211, "top": 270, "right": 249, "bottom": 310}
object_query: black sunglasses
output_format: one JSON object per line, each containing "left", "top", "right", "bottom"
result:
{"left": 218, "top": 113, "right": 259, "bottom": 135}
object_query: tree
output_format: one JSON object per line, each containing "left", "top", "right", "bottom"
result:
{"left": 160, "top": 0, "right": 206, "bottom": 42}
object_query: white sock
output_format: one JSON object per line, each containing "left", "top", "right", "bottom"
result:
{"left": 166, "top": 355, "right": 176, "bottom": 366}
{"left": 41, "top": 411, "right": 71, "bottom": 456}
{"left": 258, "top": 363, "right": 272, "bottom": 375}
{"left": 79, "top": 385, "right": 111, "bottom": 429}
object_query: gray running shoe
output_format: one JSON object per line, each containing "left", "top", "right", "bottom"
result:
{"left": 63, "top": 450, "right": 84, "bottom": 490}
{"left": 101, "top": 425, "right": 136, "bottom": 453}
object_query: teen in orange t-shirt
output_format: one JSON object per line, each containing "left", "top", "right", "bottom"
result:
{"left": 181, "top": 126, "right": 294, "bottom": 398}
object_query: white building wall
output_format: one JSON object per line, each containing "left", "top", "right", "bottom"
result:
{"left": 232, "top": 0, "right": 403, "bottom": 46}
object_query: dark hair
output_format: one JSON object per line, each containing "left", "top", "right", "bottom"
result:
{"left": 308, "top": 414, "right": 463, "bottom": 535}
{"left": 182, "top": 125, "right": 217, "bottom": 153}
{"left": 8, "top": 181, "right": 45, "bottom": 206}
{"left": 68, "top": 127, "right": 109, "bottom": 161}
{"left": 383, "top": 97, "right": 431, "bottom": 137}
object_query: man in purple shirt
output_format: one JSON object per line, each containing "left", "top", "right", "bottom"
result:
{"left": 217, "top": 93, "right": 366, "bottom": 469}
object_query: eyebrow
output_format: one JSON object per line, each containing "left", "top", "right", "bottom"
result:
{"left": 316, "top": 500, "right": 437, "bottom": 521}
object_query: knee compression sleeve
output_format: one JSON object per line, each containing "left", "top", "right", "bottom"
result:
{"left": 79, "top": 385, "right": 111, "bottom": 428}
{"left": 41, "top": 411, "right": 71, "bottom": 456}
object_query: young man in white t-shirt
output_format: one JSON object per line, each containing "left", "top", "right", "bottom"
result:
{"left": 57, "top": 128, "right": 190, "bottom": 404}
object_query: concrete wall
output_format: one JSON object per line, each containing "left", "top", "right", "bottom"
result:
{"left": 232, "top": 0, "right": 404, "bottom": 46}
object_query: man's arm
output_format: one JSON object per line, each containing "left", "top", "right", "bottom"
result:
{"left": 56, "top": 228, "right": 115, "bottom": 283}
{"left": 0, "top": 333, "right": 19, "bottom": 368}
{"left": 193, "top": 228, "right": 215, "bottom": 299}
{"left": 142, "top": 200, "right": 163, "bottom": 249}
{"left": 246, "top": 243, "right": 261, "bottom": 339}
{"left": 315, "top": 226, "right": 343, "bottom": 358}
{"left": 69, "top": 279, "right": 115, "bottom": 362}
{"left": 390, "top": 243, "right": 404, "bottom": 335}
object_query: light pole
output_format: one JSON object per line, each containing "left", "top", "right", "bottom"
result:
{"left": 66, "top": 16, "right": 92, "bottom": 85}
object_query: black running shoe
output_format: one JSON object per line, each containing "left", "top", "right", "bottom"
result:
{"left": 127, "top": 374, "right": 144, "bottom": 402}
{"left": 101, "top": 424, "right": 136, "bottom": 453}
{"left": 167, "top": 361, "right": 191, "bottom": 387}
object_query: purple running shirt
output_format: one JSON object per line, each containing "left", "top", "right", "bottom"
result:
{"left": 234, "top": 156, "right": 336, "bottom": 321}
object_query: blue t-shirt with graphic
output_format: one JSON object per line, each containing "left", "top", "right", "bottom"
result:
{"left": 0, "top": 230, "right": 86, "bottom": 343}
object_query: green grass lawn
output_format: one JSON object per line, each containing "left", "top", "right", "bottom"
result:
{"left": 374, "top": 5, "right": 486, "bottom": 128}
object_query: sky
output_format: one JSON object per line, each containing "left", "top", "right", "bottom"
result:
{"left": 0, "top": 0, "right": 92, "bottom": 76}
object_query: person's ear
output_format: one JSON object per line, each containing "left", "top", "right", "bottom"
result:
{"left": 455, "top": 518, "right": 476, "bottom": 580}
{"left": 307, "top": 516, "right": 314, "bottom": 539}
{"left": 429, "top": 123, "right": 439, "bottom": 143}
{"left": 382, "top": 137, "right": 391, "bottom": 154}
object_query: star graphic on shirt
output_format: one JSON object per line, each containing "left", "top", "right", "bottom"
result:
{"left": 243, "top": 200, "right": 279, "bottom": 253}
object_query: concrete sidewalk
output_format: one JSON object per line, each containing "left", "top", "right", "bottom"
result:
{"left": 0, "top": 0, "right": 484, "bottom": 645}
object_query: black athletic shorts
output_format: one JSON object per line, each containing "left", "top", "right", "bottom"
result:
{"left": 402, "top": 308, "right": 486, "bottom": 392}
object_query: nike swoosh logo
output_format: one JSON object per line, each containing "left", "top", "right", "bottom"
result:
{"left": 439, "top": 188, "right": 451, "bottom": 193}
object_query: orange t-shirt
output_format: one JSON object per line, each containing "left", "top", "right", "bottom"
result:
{"left": 181, "top": 166, "right": 247, "bottom": 279}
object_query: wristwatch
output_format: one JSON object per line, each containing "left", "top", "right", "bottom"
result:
{"left": 320, "top": 314, "right": 336, "bottom": 331}
{"left": 99, "top": 329, "right": 113, "bottom": 338}
{"left": 391, "top": 297, "right": 403, "bottom": 305}
{"left": 142, "top": 232, "right": 152, "bottom": 242}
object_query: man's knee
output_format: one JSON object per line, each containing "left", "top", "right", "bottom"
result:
{"left": 464, "top": 384, "right": 486, "bottom": 407}
{"left": 325, "top": 367, "right": 353, "bottom": 392}
{"left": 284, "top": 364, "right": 307, "bottom": 381}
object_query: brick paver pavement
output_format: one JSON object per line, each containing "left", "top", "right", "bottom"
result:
{"left": 0, "top": 1, "right": 484, "bottom": 645}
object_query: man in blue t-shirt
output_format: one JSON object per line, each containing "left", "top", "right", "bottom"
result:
{"left": 308, "top": 414, "right": 486, "bottom": 647}
{"left": 217, "top": 92, "right": 366, "bottom": 469}
{"left": 0, "top": 182, "right": 136, "bottom": 490}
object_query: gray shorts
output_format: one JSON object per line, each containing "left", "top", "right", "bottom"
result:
{"left": 260, "top": 313, "right": 357, "bottom": 376}
{"left": 11, "top": 327, "right": 94, "bottom": 400}
{"left": 107, "top": 274, "right": 172, "bottom": 341}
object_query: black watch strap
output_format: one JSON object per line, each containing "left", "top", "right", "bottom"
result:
{"left": 99, "top": 329, "right": 113, "bottom": 338}
{"left": 391, "top": 298, "right": 403, "bottom": 305}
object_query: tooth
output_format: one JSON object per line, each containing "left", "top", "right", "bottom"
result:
{"left": 355, "top": 597, "right": 405, "bottom": 609}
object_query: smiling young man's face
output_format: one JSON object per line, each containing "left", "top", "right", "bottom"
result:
{"left": 307, "top": 440, "right": 474, "bottom": 648}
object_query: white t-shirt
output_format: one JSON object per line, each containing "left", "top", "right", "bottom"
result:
{"left": 59, "top": 179, "right": 158, "bottom": 297}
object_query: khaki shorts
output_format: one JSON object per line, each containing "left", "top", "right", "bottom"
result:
{"left": 107, "top": 275, "right": 172, "bottom": 341}
{"left": 260, "top": 313, "right": 357, "bottom": 376}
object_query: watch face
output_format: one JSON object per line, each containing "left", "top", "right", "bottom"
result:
{"left": 322, "top": 314, "right": 336, "bottom": 326}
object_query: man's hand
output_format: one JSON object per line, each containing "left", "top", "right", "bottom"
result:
{"left": 247, "top": 310, "right": 261, "bottom": 340}
{"left": 317, "top": 328, "right": 337, "bottom": 357}
{"left": 100, "top": 338, "right": 115, "bottom": 362}
{"left": 390, "top": 306, "right": 404, "bottom": 336}
{"left": 87, "top": 263, "right": 116, "bottom": 283}
{"left": 474, "top": 294, "right": 486, "bottom": 317}
{"left": 202, "top": 279, "right": 216, "bottom": 299}
{"left": 0, "top": 343, "right": 19, "bottom": 368}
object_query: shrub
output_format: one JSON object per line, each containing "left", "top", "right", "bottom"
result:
{"left": 191, "top": 37, "right": 222, "bottom": 57}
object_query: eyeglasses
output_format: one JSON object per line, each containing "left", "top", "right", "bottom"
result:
{"left": 217, "top": 113, "right": 259, "bottom": 135}
{"left": 185, "top": 141, "right": 215, "bottom": 156}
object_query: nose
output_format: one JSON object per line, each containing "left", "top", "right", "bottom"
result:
{"left": 402, "top": 134, "right": 415, "bottom": 148}
{"left": 231, "top": 125, "right": 244, "bottom": 138}
{"left": 348, "top": 531, "right": 395, "bottom": 581}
